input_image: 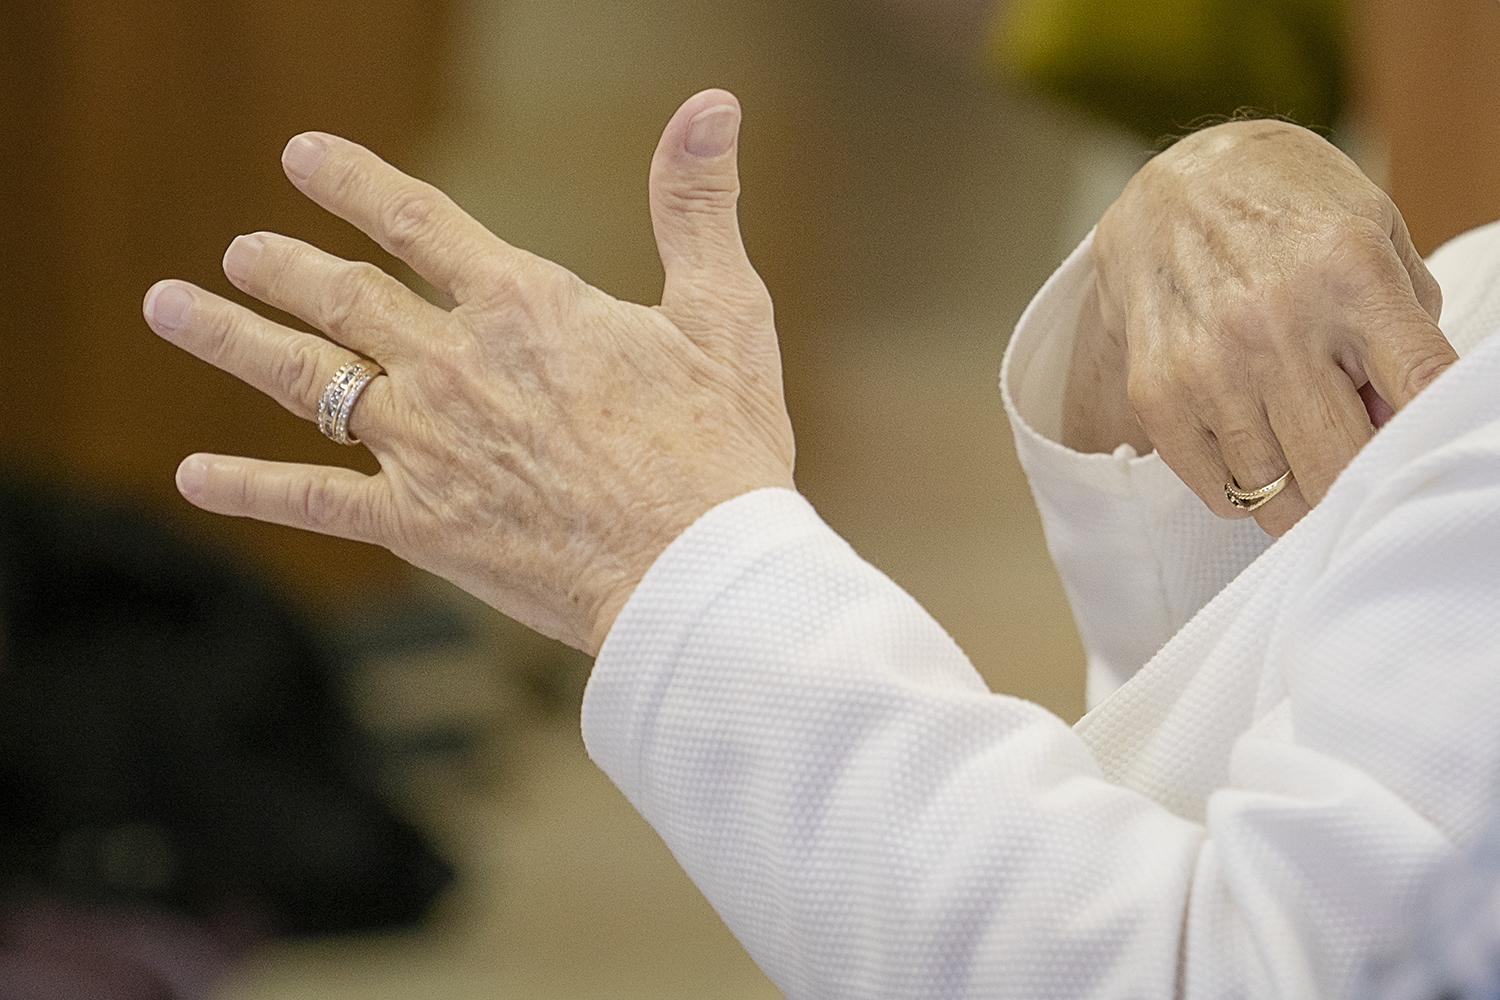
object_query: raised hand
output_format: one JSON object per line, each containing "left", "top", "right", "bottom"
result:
{"left": 143, "top": 89, "right": 795, "bottom": 654}
{"left": 1063, "top": 119, "right": 1457, "bottom": 536}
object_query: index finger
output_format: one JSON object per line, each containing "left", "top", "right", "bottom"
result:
{"left": 1360, "top": 310, "right": 1457, "bottom": 414}
{"left": 280, "top": 132, "right": 517, "bottom": 304}
{"left": 1337, "top": 230, "right": 1456, "bottom": 412}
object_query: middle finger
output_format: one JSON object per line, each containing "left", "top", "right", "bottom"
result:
{"left": 222, "top": 231, "right": 448, "bottom": 362}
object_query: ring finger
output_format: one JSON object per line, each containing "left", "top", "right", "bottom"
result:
{"left": 1213, "top": 415, "right": 1309, "bottom": 536}
{"left": 144, "top": 279, "right": 396, "bottom": 444}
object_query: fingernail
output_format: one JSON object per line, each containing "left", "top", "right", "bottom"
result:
{"left": 222, "top": 233, "right": 265, "bottom": 285}
{"left": 685, "top": 105, "right": 739, "bottom": 158}
{"left": 282, "top": 132, "right": 330, "bottom": 182}
{"left": 176, "top": 455, "right": 208, "bottom": 498}
{"left": 146, "top": 281, "right": 194, "bottom": 333}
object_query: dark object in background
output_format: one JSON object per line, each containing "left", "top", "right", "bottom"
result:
{"left": 0, "top": 474, "right": 451, "bottom": 937}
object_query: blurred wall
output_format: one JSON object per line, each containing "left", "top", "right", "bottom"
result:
{"left": 1351, "top": 0, "right": 1500, "bottom": 255}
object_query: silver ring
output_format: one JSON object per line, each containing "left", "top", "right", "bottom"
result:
{"left": 1225, "top": 469, "right": 1292, "bottom": 512}
{"left": 316, "top": 359, "right": 384, "bottom": 445}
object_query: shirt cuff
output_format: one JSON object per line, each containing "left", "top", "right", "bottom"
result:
{"left": 1000, "top": 231, "right": 1271, "bottom": 705}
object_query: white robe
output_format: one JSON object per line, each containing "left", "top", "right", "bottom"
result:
{"left": 581, "top": 219, "right": 1500, "bottom": 999}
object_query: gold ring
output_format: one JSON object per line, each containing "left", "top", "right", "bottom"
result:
{"left": 1225, "top": 470, "right": 1292, "bottom": 512}
{"left": 316, "top": 359, "right": 384, "bottom": 445}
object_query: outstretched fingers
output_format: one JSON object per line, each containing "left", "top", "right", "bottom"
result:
{"left": 176, "top": 454, "right": 385, "bottom": 544}
{"left": 281, "top": 132, "right": 520, "bottom": 305}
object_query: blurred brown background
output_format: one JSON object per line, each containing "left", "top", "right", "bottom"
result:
{"left": 3, "top": 0, "right": 1500, "bottom": 997}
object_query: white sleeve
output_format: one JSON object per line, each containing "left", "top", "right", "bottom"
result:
{"left": 580, "top": 419, "right": 1500, "bottom": 999}
{"left": 583, "top": 488, "right": 1204, "bottom": 1000}
{"left": 577, "top": 225, "right": 1500, "bottom": 1000}
{"left": 1000, "top": 232, "right": 1271, "bottom": 705}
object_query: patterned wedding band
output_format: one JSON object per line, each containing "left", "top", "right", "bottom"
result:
{"left": 1225, "top": 469, "right": 1293, "bottom": 512}
{"left": 316, "top": 359, "right": 384, "bottom": 446}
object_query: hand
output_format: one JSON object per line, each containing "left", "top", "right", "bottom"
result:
{"left": 142, "top": 89, "right": 795, "bottom": 654}
{"left": 1062, "top": 119, "right": 1457, "bottom": 536}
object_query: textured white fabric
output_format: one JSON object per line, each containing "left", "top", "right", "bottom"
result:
{"left": 583, "top": 220, "right": 1500, "bottom": 999}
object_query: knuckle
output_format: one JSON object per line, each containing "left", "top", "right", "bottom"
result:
{"left": 1125, "top": 369, "right": 1174, "bottom": 422}
{"left": 270, "top": 341, "right": 327, "bottom": 416}
{"left": 380, "top": 184, "right": 444, "bottom": 256}
{"left": 1413, "top": 270, "right": 1444, "bottom": 322}
{"left": 660, "top": 176, "right": 740, "bottom": 216}
{"left": 257, "top": 237, "right": 307, "bottom": 296}
{"left": 467, "top": 255, "right": 572, "bottom": 316}
{"left": 1328, "top": 213, "right": 1389, "bottom": 249}
{"left": 198, "top": 300, "right": 241, "bottom": 365}
{"left": 323, "top": 152, "right": 364, "bottom": 202}
{"left": 1313, "top": 218, "right": 1407, "bottom": 291}
{"left": 1124, "top": 379, "right": 1157, "bottom": 419}
{"left": 224, "top": 465, "right": 254, "bottom": 512}
{"left": 424, "top": 330, "right": 475, "bottom": 372}
{"left": 1401, "top": 346, "right": 1458, "bottom": 397}
{"left": 502, "top": 259, "right": 551, "bottom": 302}
{"left": 321, "top": 260, "right": 387, "bottom": 338}
{"left": 1215, "top": 291, "right": 1280, "bottom": 350}
{"left": 1215, "top": 421, "right": 1265, "bottom": 457}
{"left": 295, "top": 476, "right": 355, "bottom": 531}
{"left": 1259, "top": 221, "right": 1360, "bottom": 294}
{"left": 456, "top": 255, "right": 516, "bottom": 305}
{"left": 512, "top": 256, "right": 571, "bottom": 300}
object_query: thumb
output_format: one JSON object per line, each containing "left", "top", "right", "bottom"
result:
{"left": 650, "top": 89, "right": 773, "bottom": 355}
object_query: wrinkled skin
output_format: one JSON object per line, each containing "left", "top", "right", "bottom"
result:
{"left": 1064, "top": 119, "right": 1458, "bottom": 536}
{"left": 144, "top": 90, "right": 795, "bottom": 654}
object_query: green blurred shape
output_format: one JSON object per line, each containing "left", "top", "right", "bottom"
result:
{"left": 992, "top": 0, "right": 1346, "bottom": 141}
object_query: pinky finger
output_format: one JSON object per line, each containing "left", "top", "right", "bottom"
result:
{"left": 176, "top": 453, "right": 385, "bottom": 544}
